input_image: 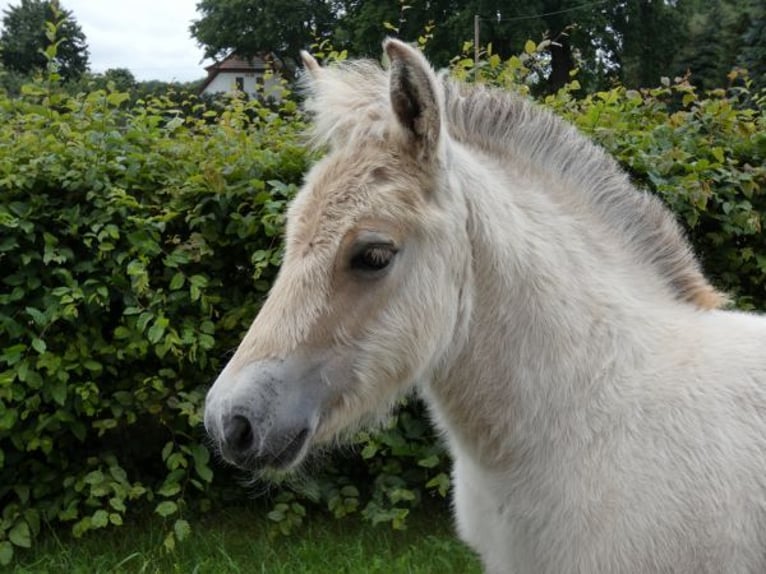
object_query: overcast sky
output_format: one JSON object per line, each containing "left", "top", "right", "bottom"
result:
{"left": 0, "top": 0, "right": 212, "bottom": 82}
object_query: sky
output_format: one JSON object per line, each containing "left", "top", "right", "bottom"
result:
{"left": 0, "top": 0, "right": 212, "bottom": 82}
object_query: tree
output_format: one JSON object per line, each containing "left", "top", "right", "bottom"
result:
{"left": 672, "top": 0, "right": 750, "bottom": 90}
{"left": 190, "top": 0, "right": 336, "bottom": 68}
{"left": 102, "top": 67, "right": 137, "bottom": 91}
{"left": 611, "top": 0, "right": 685, "bottom": 88}
{"left": 0, "top": 0, "right": 89, "bottom": 81}
{"left": 738, "top": 0, "right": 766, "bottom": 89}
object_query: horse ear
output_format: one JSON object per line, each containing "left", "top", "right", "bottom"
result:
{"left": 383, "top": 39, "right": 441, "bottom": 155}
{"left": 300, "top": 50, "right": 322, "bottom": 80}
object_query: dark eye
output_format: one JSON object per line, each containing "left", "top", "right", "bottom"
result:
{"left": 350, "top": 244, "right": 397, "bottom": 273}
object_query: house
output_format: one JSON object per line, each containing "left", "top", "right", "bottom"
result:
{"left": 199, "top": 53, "right": 282, "bottom": 99}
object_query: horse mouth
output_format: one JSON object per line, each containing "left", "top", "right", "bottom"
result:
{"left": 247, "top": 427, "right": 311, "bottom": 472}
{"left": 270, "top": 427, "right": 311, "bottom": 469}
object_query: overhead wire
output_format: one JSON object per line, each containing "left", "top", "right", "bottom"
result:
{"left": 477, "top": 0, "right": 611, "bottom": 23}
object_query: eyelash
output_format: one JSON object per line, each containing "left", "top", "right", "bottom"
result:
{"left": 350, "top": 245, "right": 397, "bottom": 272}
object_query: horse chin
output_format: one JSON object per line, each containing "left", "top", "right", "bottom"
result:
{"left": 223, "top": 424, "right": 316, "bottom": 474}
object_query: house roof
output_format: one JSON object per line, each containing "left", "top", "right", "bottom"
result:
{"left": 204, "top": 54, "right": 267, "bottom": 73}
{"left": 199, "top": 53, "right": 270, "bottom": 94}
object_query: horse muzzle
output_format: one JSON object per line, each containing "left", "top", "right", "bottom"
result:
{"left": 204, "top": 356, "right": 329, "bottom": 471}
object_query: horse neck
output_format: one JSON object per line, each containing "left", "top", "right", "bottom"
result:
{"left": 426, "top": 144, "right": 674, "bottom": 469}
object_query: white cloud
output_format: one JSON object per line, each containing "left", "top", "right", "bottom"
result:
{"left": 0, "top": 0, "right": 213, "bottom": 82}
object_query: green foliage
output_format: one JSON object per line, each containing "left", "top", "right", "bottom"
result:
{"left": 0, "top": 0, "right": 89, "bottom": 81}
{"left": 614, "top": 0, "right": 686, "bottom": 88}
{"left": 738, "top": 0, "right": 766, "bottom": 89}
{"left": 0, "top": 73, "right": 307, "bottom": 563}
{"left": 99, "top": 68, "right": 136, "bottom": 92}
{"left": 672, "top": 0, "right": 751, "bottom": 90}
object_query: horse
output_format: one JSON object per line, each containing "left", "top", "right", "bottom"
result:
{"left": 204, "top": 39, "right": 766, "bottom": 573}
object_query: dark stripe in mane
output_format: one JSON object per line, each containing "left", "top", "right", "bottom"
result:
{"left": 442, "top": 80, "right": 727, "bottom": 310}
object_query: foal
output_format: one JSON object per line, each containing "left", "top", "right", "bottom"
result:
{"left": 205, "top": 40, "right": 766, "bottom": 573}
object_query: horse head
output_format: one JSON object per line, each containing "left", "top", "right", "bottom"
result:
{"left": 204, "top": 40, "right": 471, "bottom": 471}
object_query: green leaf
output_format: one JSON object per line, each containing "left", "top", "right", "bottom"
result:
{"left": 417, "top": 454, "right": 440, "bottom": 468}
{"left": 109, "top": 497, "right": 126, "bottom": 513}
{"left": 161, "top": 441, "right": 174, "bottom": 462}
{"left": 157, "top": 482, "right": 181, "bottom": 497}
{"left": 58, "top": 501, "right": 79, "bottom": 522}
{"left": 31, "top": 338, "right": 47, "bottom": 354}
{"left": 147, "top": 317, "right": 169, "bottom": 344}
{"left": 361, "top": 443, "right": 378, "bottom": 459}
{"left": 107, "top": 92, "right": 130, "bottom": 107}
{"left": 174, "top": 519, "right": 191, "bottom": 542}
{"left": 166, "top": 116, "right": 184, "bottom": 131}
{"left": 169, "top": 272, "right": 185, "bottom": 290}
{"left": 83, "top": 360, "right": 102, "bottom": 372}
{"left": 190, "top": 444, "right": 213, "bottom": 482}
{"left": 91, "top": 509, "right": 109, "bottom": 528}
{"left": 9, "top": 520, "right": 31, "bottom": 548}
{"left": 84, "top": 470, "right": 104, "bottom": 485}
{"left": 426, "top": 472, "right": 451, "bottom": 497}
{"left": 163, "top": 531, "right": 176, "bottom": 552}
{"left": 155, "top": 501, "right": 178, "bottom": 517}
{"left": 0, "top": 409, "right": 17, "bottom": 431}
{"left": 0, "top": 541, "right": 13, "bottom": 566}
{"left": 50, "top": 380, "right": 67, "bottom": 406}
{"left": 267, "top": 510, "right": 284, "bottom": 522}
{"left": 711, "top": 147, "right": 725, "bottom": 163}
{"left": 109, "top": 513, "right": 123, "bottom": 526}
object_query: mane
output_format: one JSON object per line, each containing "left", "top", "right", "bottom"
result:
{"left": 302, "top": 59, "right": 727, "bottom": 310}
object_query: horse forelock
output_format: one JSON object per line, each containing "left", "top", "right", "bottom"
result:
{"left": 300, "top": 58, "right": 727, "bottom": 310}
{"left": 300, "top": 60, "right": 391, "bottom": 151}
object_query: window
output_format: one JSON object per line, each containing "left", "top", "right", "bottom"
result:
{"left": 235, "top": 76, "right": 244, "bottom": 92}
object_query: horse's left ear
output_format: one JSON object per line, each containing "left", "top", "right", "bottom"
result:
{"left": 300, "top": 50, "right": 322, "bottom": 80}
{"left": 384, "top": 39, "right": 441, "bottom": 156}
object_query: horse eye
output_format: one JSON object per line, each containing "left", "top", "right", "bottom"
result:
{"left": 350, "top": 244, "right": 397, "bottom": 273}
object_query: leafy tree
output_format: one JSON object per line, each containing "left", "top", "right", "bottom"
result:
{"left": 673, "top": 0, "right": 751, "bottom": 90}
{"left": 102, "top": 67, "right": 137, "bottom": 91}
{"left": 337, "top": 0, "right": 688, "bottom": 92}
{"left": 190, "top": 0, "right": 336, "bottom": 68}
{"left": 337, "top": 0, "right": 614, "bottom": 92}
{"left": 738, "top": 0, "right": 766, "bottom": 89}
{"left": 191, "top": 0, "right": 755, "bottom": 92}
{"left": 610, "top": 0, "right": 684, "bottom": 88}
{"left": 0, "top": 0, "right": 89, "bottom": 81}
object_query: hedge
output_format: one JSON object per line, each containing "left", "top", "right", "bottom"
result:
{"left": 0, "top": 78, "right": 308, "bottom": 561}
{"left": 1, "top": 53, "right": 764, "bottom": 563}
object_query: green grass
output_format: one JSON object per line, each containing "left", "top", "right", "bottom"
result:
{"left": 12, "top": 503, "right": 482, "bottom": 573}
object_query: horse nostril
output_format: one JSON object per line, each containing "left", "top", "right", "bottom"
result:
{"left": 223, "top": 414, "right": 255, "bottom": 454}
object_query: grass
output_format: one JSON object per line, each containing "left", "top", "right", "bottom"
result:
{"left": 12, "top": 503, "right": 482, "bottom": 573}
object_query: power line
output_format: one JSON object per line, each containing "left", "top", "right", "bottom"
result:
{"left": 472, "top": 0, "right": 611, "bottom": 68}
{"left": 478, "top": 0, "right": 611, "bottom": 23}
